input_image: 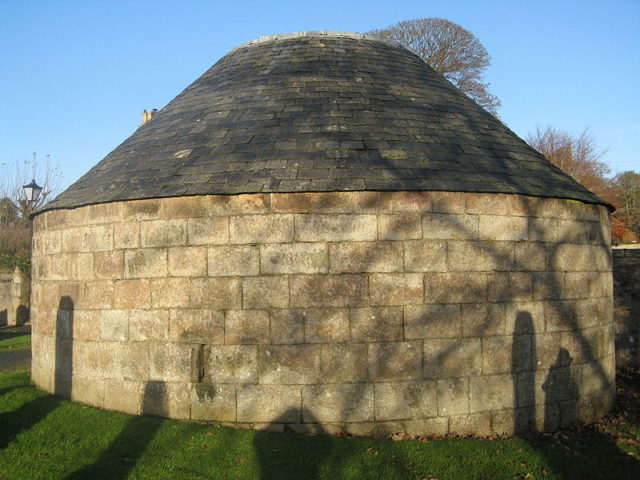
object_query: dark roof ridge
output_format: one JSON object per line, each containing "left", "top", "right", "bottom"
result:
{"left": 228, "top": 30, "right": 388, "bottom": 53}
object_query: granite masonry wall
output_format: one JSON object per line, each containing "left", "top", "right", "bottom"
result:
{"left": 30, "top": 191, "right": 615, "bottom": 435}
{"left": 613, "top": 248, "right": 640, "bottom": 367}
{"left": 0, "top": 268, "right": 29, "bottom": 327}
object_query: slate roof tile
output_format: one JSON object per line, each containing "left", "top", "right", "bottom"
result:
{"left": 41, "top": 31, "right": 608, "bottom": 213}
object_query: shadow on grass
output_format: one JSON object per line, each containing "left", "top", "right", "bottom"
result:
{"left": 0, "top": 394, "right": 62, "bottom": 448}
{"left": 254, "top": 409, "right": 333, "bottom": 479}
{"left": 66, "top": 381, "right": 166, "bottom": 480}
{"left": 0, "top": 331, "right": 30, "bottom": 343}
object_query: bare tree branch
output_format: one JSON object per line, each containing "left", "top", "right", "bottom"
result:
{"left": 368, "top": 18, "right": 501, "bottom": 114}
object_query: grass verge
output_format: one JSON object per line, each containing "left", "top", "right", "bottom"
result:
{"left": 0, "top": 367, "right": 638, "bottom": 479}
{"left": 0, "top": 332, "right": 30, "bottom": 351}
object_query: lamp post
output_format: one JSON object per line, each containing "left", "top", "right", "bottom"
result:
{"left": 22, "top": 179, "right": 43, "bottom": 205}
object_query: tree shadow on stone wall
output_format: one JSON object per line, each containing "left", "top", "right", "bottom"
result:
{"left": 66, "top": 380, "right": 166, "bottom": 480}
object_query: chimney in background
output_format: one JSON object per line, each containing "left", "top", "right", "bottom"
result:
{"left": 140, "top": 109, "right": 158, "bottom": 126}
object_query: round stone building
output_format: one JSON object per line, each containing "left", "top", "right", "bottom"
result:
{"left": 31, "top": 31, "right": 614, "bottom": 436}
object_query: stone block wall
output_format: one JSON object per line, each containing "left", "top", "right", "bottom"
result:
{"left": 30, "top": 191, "right": 614, "bottom": 435}
{"left": 0, "top": 268, "right": 29, "bottom": 326}
{"left": 612, "top": 248, "right": 640, "bottom": 367}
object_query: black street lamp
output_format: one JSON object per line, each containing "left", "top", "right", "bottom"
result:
{"left": 22, "top": 179, "right": 43, "bottom": 204}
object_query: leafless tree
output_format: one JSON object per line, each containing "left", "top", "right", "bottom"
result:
{"left": 368, "top": 17, "right": 501, "bottom": 114}
{"left": 527, "top": 126, "right": 610, "bottom": 197}
{"left": 0, "top": 153, "right": 63, "bottom": 220}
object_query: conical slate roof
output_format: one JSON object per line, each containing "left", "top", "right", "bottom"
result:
{"left": 42, "top": 31, "right": 607, "bottom": 213}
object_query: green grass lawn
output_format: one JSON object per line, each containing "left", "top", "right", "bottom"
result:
{"left": 0, "top": 368, "right": 638, "bottom": 480}
{"left": 0, "top": 332, "right": 31, "bottom": 351}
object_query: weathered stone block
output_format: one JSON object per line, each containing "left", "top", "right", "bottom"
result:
{"left": 149, "top": 342, "right": 193, "bottom": 382}
{"left": 461, "top": 303, "right": 506, "bottom": 337}
{"left": 94, "top": 251, "right": 124, "bottom": 280}
{"left": 470, "top": 374, "right": 513, "bottom": 412}
{"left": 258, "top": 344, "right": 322, "bottom": 384}
{"left": 150, "top": 278, "right": 190, "bottom": 308}
{"left": 260, "top": 243, "right": 328, "bottom": 274}
{"left": 350, "top": 307, "right": 403, "bottom": 342}
{"left": 369, "top": 273, "right": 423, "bottom": 306}
{"left": 225, "top": 309, "right": 270, "bottom": 344}
{"left": 423, "top": 212, "right": 480, "bottom": 242}
{"left": 242, "top": 276, "right": 289, "bottom": 308}
{"left": 114, "top": 223, "right": 140, "bottom": 249}
{"left": 290, "top": 274, "right": 368, "bottom": 307}
{"left": 72, "top": 376, "right": 105, "bottom": 408}
{"left": 405, "top": 417, "right": 449, "bottom": 436}
{"left": 237, "top": 385, "right": 301, "bottom": 423}
{"left": 190, "top": 278, "right": 241, "bottom": 309}
{"left": 125, "top": 249, "right": 168, "bottom": 278}
{"left": 404, "top": 304, "right": 461, "bottom": 339}
{"left": 302, "top": 384, "right": 374, "bottom": 422}
{"left": 449, "top": 413, "right": 492, "bottom": 436}
{"left": 505, "top": 302, "right": 545, "bottom": 334}
{"left": 229, "top": 214, "right": 294, "bottom": 243}
{"left": 295, "top": 214, "right": 377, "bottom": 242}
{"left": 375, "top": 381, "right": 437, "bottom": 420}
{"left": 187, "top": 217, "right": 229, "bottom": 245}
{"left": 270, "top": 309, "right": 305, "bottom": 344}
{"left": 129, "top": 309, "right": 169, "bottom": 342}
{"left": 465, "top": 193, "right": 528, "bottom": 216}
{"left": 403, "top": 241, "right": 447, "bottom": 272}
{"left": 515, "top": 242, "right": 546, "bottom": 272}
{"left": 121, "top": 342, "right": 150, "bottom": 381}
{"left": 114, "top": 279, "right": 150, "bottom": 309}
{"left": 437, "top": 378, "right": 469, "bottom": 416}
{"left": 41, "top": 230, "right": 62, "bottom": 255}
{"left": 100, "top": 310, "right": 129, "bottom": 341}
{"left": 160, "top": 196, "right": 208, "bottom": 219}
{"left": 142, "top": 381, "right": 191, "bottom": 419}
{"left": 207, "top": 245, "right": 259, "bottom": 276}
{"left": 329, "top": 241, "right": 402, "bottom": 273}
{"left": 123, "top": 199, "right": 161, "bottom": 221}
{"left": 73, "top": 310, "right": 101, "bottom": 341}
{"left": 431, "top": 192, "right": 465, "bottom": 214}
{"left": 74, "top": 253, "right": 95, "bottom": 281}
{"left": 169, "top": 309, "right": 224, "bottom": 344}
{"left": 544, "top": 300, "right": 578, "bottom": 332}
{"left": 191, "top": 383, "right": 236, "bottom": 421}
{"left": 208, "top": 345, "right": 257, "bottom": 383}
{"left": 140, "top": 220, "right": 187, "bottom": 247}
{"left": 424, "top": 338, "right": 481, "bottom": 379}
{"left": 81, "top": 225, "right": 115, "bottom": 253}
{"left": 376, "top": 191, "right": 433, "bottom": 213}
{"left": 448, "top": 241, "right": 514, "bottom": 272}
{"left": 168, "top": 247, "right": 207, "bottom": 277}
{"left": 203, "top": 193, "right": 270, "bottom": 216}
{"left": 479, "top": 215, "right": 528, "bottom": 241}
{"left": 482, "top": 334, "right": 532, "bottom": 375}
{"left": 103, "top": 379, "right": 142, "bottom": 415}
{"left": 368, "top": 341, "right": 422, "bottom": 381}
{"left": 304, "top": 308, "right": 349, "bottom": 343}
{"left": 487, "top": 272, "right": 532, "bottom": 302}
{"left": 377, "top": 214, "right": 422, "bottom": 240}
{"left": 424, "top": 272, "right": 487, "bottom": 304}
{"left": 576, "top": 297, "right": 611, "bottom": 329}
{"left": 320, "top": 343, "right": 368, "bottom": 383}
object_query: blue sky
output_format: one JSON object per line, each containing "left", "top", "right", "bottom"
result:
{"left": 1, "top": 0, "right": 638, "bottom": 193}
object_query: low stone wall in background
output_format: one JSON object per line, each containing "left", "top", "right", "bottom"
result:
{"left": 613, "top": 248, "right": 640, "bottom": 368}
{"left": 0, "top": 268, "right": 29, "bottom": 327}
